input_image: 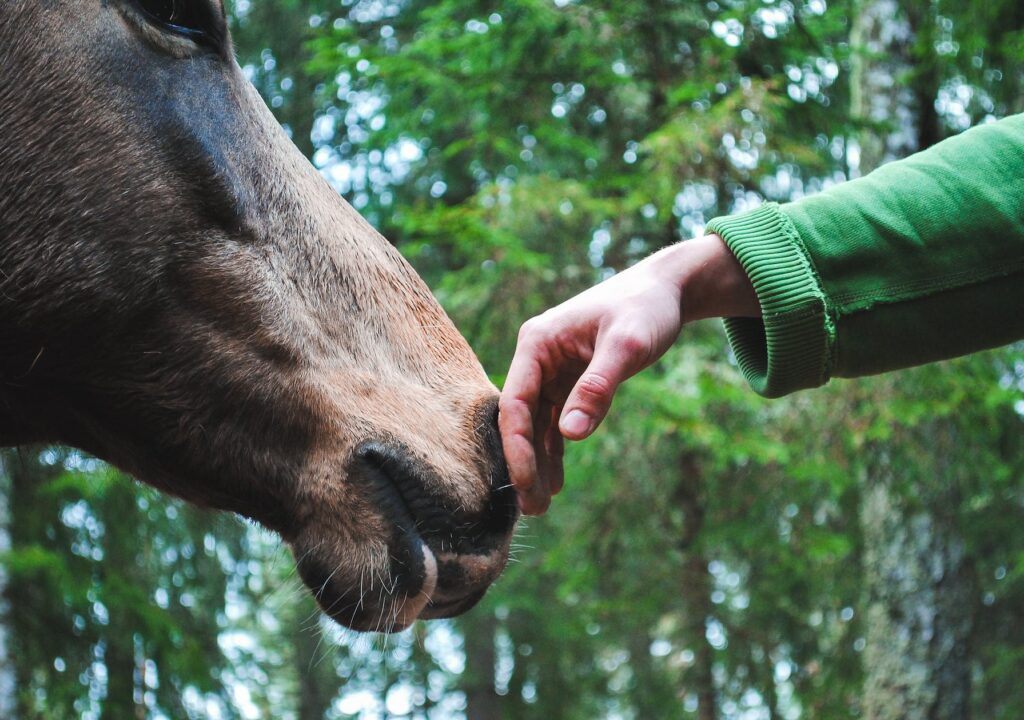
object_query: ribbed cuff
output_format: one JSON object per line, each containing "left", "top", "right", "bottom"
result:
{"left": 706, "top": 203, "right": 834, "bottom": 398}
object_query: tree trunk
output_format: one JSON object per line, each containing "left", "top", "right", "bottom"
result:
{"left": 860, "top": 429, "right": 975, "bottom": 720}
{"left": 850, "top": 3, "right": 976, "bottom": 717}
{"left": 102, "top": 633, "right": 138, "bottom": 719}
{"left": 849, "top": 0, "right": 919, "bottom": 173}
{"left": 0, "top": 452, "right": 15, "bottom": 720}
{"left": 288, "top": 594, "right": 337, "bottom": 720}
{"left": 676, "top": 452, "right": 716, "bottom": 720}
{"left": 6, "top": 449, "right": 50, "bottom": 718}
{"left": 100, "top": 485, "right": 143, "bottom": 720}
{"left": 462, "top": 611, "right": 502, "bottom": 720}
{"left": 901, "top": 0, "right": 943, "bottom": 150}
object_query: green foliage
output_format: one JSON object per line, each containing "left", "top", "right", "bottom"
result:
{"left": 1, "top": 448, "right": 246, "bottom": 718}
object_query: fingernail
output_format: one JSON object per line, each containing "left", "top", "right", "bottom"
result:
{"left": 561, "top": 409, "right": 592, "bottom": 437}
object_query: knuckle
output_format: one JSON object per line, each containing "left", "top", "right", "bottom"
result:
{"left": 608, "top": 329, "right": 646, "bottom": 356}
{"left": 550, "top": 327, "right": 577, "bottom": 352}
{"left": 576, "top": 372, "right": 614, "bottom": 401}
{"left": 518, "top": 317, "right": 544, "bottom": 341}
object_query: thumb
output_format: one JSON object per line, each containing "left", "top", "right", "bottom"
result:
{"left": 558, "top": 331, "right": 644, "bottom": 440}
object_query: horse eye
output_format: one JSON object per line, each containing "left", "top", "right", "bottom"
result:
{"left": 133, "top": 0, "right": 223, "bottom": 48}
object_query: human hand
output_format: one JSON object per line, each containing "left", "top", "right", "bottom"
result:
{"left": 499, "top": 234, "right": 758, "bottom": 515}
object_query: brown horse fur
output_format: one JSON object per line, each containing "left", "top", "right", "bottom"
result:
{"left": 0, "top": 0, "right": 517, "bottom": 632}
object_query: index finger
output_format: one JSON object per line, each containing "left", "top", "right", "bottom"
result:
{"left": 498, "top": 336, "right": 545, "bottom": 506}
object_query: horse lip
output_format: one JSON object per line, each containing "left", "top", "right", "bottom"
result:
{"left": 419, "top": 587, "right": 488, "bottom": 620}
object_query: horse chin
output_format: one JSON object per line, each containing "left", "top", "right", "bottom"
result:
{"left": 326, "top": 544, "right": 439, "bottom": 634}
{"left": 295, "top": 528, "right": 513, "bottom": 633}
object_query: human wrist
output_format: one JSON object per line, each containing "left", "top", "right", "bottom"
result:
{"left": 652, "top": 234, "right": 759, "bottom": 324}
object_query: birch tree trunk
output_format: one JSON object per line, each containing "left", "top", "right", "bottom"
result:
{"left": 851, "top": 3, "right": 977, "bottom": 717}
{"left": 860, "top": 433, "right": 975, "bottom": 720}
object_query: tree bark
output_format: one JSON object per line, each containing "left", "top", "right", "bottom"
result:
{"left": 99, "top": 485, "right": 143, "bottom": 720}
{"left": 675, "top": 452, "right": 716, "bottom": 720}
{"left": 288, "top": 594, "right": 337, "bottom": 720}
{"left": 5, "top": 449, "right": 50, "bottom": 718}
{"left": 102, "top": 632, "right": 138, "bottom": 720}
{"left": 462, "top": 611, "right": 502, "bottom": 720}
{"left": 850, "top": 3, "right": 976, "bottom": 717}
{"left": 860, "top": 431, "right": 975, "bottom": 720}
{"left": 0, "top": 452, "right": 15, "bottom": 720}
{"left": 901, "top": 0, "right": 943, "bottom": 150}
{"left": 849, "top": 0, "right": 916, "bottom": 173}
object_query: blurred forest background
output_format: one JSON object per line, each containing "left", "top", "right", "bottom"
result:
{"left": 2, "top": 0, "right": 1023, "bottom": 718}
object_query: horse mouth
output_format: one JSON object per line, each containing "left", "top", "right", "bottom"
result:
{"left": 421, "top": 587, "right": 489, "bottom": 619}
{"left": 328, "top": 441, "right": 514, "bottom": 631}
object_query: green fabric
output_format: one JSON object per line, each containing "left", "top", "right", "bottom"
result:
{"left": 707, "top": 114, "right": 1024, "bottom": 398}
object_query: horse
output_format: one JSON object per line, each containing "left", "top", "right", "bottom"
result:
{"left": 0, "top": 0, "right": 517, "bottom": 632}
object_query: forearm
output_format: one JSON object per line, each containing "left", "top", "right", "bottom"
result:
{"left": 708, "top": 113, "right": 1024, "bottom": 397}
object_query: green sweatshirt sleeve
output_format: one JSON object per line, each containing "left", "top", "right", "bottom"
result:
{"left": 706, "top": 113, "right": 1024, "bottom": 398}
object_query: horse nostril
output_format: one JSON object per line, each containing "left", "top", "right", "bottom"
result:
{"left": 353, "top": 442, "right": 448, "bottom": 536}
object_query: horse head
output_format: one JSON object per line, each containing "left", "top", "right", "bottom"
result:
{"left": 0, "top": 0, "right": 517, "bottom": 631}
